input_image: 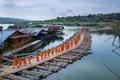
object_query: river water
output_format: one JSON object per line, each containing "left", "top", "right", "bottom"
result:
{"left": 41, "top": 26, "right": 120, "bottom": 80}
{"left": 37, "top": 26, "right": 81, "bottom": 52}
{"left": 1, "top": 26, "right": 120, "bottom": 80}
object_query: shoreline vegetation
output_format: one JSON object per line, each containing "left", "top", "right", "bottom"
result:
{"left": 38, "top": 13, "right": 120, "bottom": 27}
{"left": 0, "top": 13, "right": 120, "bottom": 28}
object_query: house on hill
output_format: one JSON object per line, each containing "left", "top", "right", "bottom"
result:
{"left": 0, "top": 30, "right": 33, "bottom": 53}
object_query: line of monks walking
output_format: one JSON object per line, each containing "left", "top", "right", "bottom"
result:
{"left": 13, "top": 27, "right": 86, "bottom": 68}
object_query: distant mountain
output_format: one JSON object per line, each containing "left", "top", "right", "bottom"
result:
{"left": 0, "top": 17, "right": 28, "bottom": 22}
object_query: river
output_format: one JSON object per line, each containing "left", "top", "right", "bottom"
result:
{"left": 41, "top": 26, "right": 120, "bottom": 80}
{"left": 40, "top": 26, "right": 81, "bottom": 51}
{"left": 1, "top": 26, "right": 120, "bottom": 80}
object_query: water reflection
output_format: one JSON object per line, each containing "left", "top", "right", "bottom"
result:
{"left": 1, "top": 26, "right": 120, "bottom": 80}
{"left": 102, "top": 63, "right": 120, "bottom": 80}
{"left": 44, "top": 27, "right": 120, "bottom": 80}
{"left": 38, "top": 26, "right": 81, "bottom": 51}
{"left": 39, "top": 36, "right": 63, "bottom": 50}
{"left": 112, "top": 25, "right": 120, "bottom": 56}
{"left": 10, "top": 26, "right": 81, "bottom": 57}
{"left": 91, "top": 29, "right": 119, "bottom": 42}
{"left": 112, "top": 37, "right": 120, "bottom": 56}
{"left": 91, "top": 29, "right": 120, "bottom": 56}
{"left": 92, "top": 29, "right": 114, "bottom": 36}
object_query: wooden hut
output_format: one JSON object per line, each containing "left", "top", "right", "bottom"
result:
{"left": 0, "top": 29, "right": 33, "bottom": 53}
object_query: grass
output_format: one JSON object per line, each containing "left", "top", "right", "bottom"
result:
{"left": 1, "top": 20, "right": 117, "bottom": 27}
{"left": 38, "top": 20, "right": 107, "bottom": 26}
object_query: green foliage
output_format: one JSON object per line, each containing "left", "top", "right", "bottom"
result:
{"left": 1, "top": 13, "right": 120, "bottom": 26}
{"left": 39, "top": 13, "right": 120, "bottom": 26}
{"left": 54, "top": 13, "right": 120, "bottom": 22}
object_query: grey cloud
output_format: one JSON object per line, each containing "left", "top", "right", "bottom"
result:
{"left": 3, "top": 0, "right": 18, "bottom": 8}
{"left": 57, "top": 9, "right": 74, "bottom": 16}
{"left": 67, "top": 9, "right": 74, "bottom": 13}
{"left": 0, "top": 0, "right": 120, "bottom": 20}
{"left": 49, "top": 8, "right": 56, "bottom": 11}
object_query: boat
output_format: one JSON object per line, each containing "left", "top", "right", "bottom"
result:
{"left": 56, "top": 31, "right": 65, "bottom": 37}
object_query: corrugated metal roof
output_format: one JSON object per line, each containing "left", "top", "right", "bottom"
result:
{"left": 19, "top": 28, "right": 48, "bottom": 36}
{"left": 10, "top": 35, "right": 30, "bottom": 39}
{"left": 0, "top": 30, "right": 16, "bottom": 45}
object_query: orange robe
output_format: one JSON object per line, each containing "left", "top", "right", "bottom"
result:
{"left": 36, "top": 54, "right": 39, "bottom": 62}
{"left": 13, "top": 55, "right": 18, "bottom": 67}
{"left": 47, "top": 49, "right": 51, "bottom": 57}
{"left": 23, "top": 57, "right": 27, "bottom": 65}
{"left": 40, "top": 52, "right": 43, "bottom": 60}
{"left": 18, "top": 59, "right": 22, "bottom": 66}
{"left": 43, "top": 50, "right": 47, "bottom": 58}
{"left": 28, "top": 56, "right": 31, "bottom": 64}
{"left": 51, "top": 48, "right": 55, "bottom": 55}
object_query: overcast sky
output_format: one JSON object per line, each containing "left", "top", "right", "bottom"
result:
{"left": 0, "top": 0, "right": 120, "bottom": 20}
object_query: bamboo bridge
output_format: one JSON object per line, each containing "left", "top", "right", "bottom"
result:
{"left": 0, "top": 27, "right": 91, "bottom": 80}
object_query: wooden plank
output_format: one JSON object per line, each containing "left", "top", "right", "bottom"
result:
{"left": 66, "top": 52, "right": 79, "bottom": 56}
{"left": 68, "top": 51, "right": 80, "bottom": 53}
{"left": 21, "top": 70, "right": 41, "bottom": 78}
{"left": 44, "top": 62, "right": 62, "bottom": 67}
{"left": 35, "top": 65, "right": 58, "bottom": 72}
{"left": 57, "top": 55, "right": 75, "bottom": 61}
{"left": 0, "top": 57, "right": 13, "bottom": 62}
{"left": 61, "top": 54, "right": 79, "bottom": 60}
{"left": 45, "top": 61, "right": 68, "bottom": 68}
{"left": 2, "top": 75, "right": 15, "bottom": 80}
{"left": 2, "top": 74, "right": 24, "bottom": 80}
{"left": 61, "top": 63, "right": 69, "bottom": 68}
{"left": 66, "top": 52, "right": 83, "bottom": 57}
{"left": 69, "top": 50, "right": 85, "bottom": 54}
{"left": 0, "top": 77, "right": 9, "bottom": 80}
{"left": 54, "top": 58, "right": 73, "bottom": 63}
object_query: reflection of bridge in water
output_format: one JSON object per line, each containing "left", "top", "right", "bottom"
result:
{"left": 90, "top": 27, "right": 120, "bottom": 57}
{"left": 112, "top": 37, "right": 120, "bottom": 56}
{"left": 112, "top": 26, "right": 120, "bottom": 56}
{"left": 0, "top": 28, "right": 91, "bottom": 80}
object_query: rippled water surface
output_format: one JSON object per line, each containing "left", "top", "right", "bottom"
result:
{"left": 42, "top": 26, "right": 120, "bottom": 80}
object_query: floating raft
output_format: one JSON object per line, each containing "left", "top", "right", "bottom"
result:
{"left": 0, "top": 29, "right": 92, "bottom": 80}
{"left": 0, "top": 57, "right": 13, "bottom": 63}
{"left": 2, "top": 74, "right": 26, "bottom": 80}
{"left": 58, "top": 55, "right": 77, "bottom": 61}
{"left": 44, "top": 62, "right": 62, "bottom": 67}
{"left": 54, "top": 58, "right": 73, "bottom": 64}
{"left": 21, "top": 70, "right": 47, "bottom": 78}
{"left": 47, "top": 60, "right": 68, "bottom": 68}
{"left": 35, "top": 65, "right": 58, "bottom": 72}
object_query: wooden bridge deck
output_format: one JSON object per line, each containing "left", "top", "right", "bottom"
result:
{"left": 0, "top": 57, "right": 13, "bottom": 63}
{"left": 0, "top": 30, "right": 91, "bottom": 79}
